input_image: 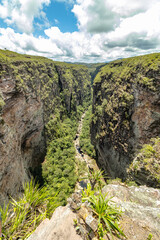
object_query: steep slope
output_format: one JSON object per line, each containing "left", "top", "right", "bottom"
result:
{"left": 91, "top": 53, "right": 160, "bottom": 181}
{"left": 0, "top": 50, "right": 91, "bottom": 205}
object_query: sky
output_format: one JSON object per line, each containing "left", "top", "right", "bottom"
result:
{"left": 0, "top": 0, "right": 160, "bottom": 63}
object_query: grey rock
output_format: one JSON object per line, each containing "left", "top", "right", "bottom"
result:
{"left": 27, "top": 206, "right": 82, "bottom": 240}
{"left": 102, "top": 183, "right": 160, "bottom": 239}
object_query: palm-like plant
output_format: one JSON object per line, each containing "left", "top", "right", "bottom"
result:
{"left": 82, "top": 191, "right": 126, "bottom": 240}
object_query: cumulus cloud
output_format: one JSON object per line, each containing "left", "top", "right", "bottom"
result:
{"left": 0, "top": 0, "right": 50, "bottom": 33}
{"left": 72, "top": 0, "right": 158, "bottom": 33}
{"left": 0, "top": 0, "right": 160, "bottom": 62}
{"left": 45, "top": 27, "right": 103, "bottom": 60}
{"left": 0, "top": 27, "right": 62, "bottom": 57}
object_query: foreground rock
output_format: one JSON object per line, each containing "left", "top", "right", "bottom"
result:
{"left": 28, "top": 206, "right": 82, "bottom": 240}
{"left": 28, "top": 183, "right": 160, "bottom": 240}
{"left": 102, "top": 183, "right": 160, "bottom": 240}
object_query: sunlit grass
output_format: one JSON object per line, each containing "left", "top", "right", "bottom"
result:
{"left": 82, "top": 187, "right": 125, "bottom": 240}
{"left": 0, "top": 180, "right": 58, "bottom": 239}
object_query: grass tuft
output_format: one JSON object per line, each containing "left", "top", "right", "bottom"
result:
{"left": 0, "top": 180, "right": 58, "bottom": 239}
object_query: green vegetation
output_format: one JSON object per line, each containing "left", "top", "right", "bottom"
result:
{"left": 0, "top": 49, "right": 91, "bottom": 123}
{"left": 0, "top": 180, "right": 58, "bottom": 239}
{"left": 128, "top": 138, "right": 160, "bottom": 186}
{"left": 87, "top": 169, "right": 105, "bottom": 190}
{"left": 76, "top": 160, "right": 88, "bottom": 181}
{"left": 0, "top": 93, "right": 5, "bottom": 112}
{"left": 82, "top": 192, "right": 125, "bottom": 240}
{"left": 0, "top": 49, "right": 92, "bottom": 236}
{"left": 92, "top": 52, "right": 160, "bottom": 154}
{"left": 0, "top": 49, "right": 91, "bottom": 206}
{"left": 80, "top": 106, "right": 96, "bottom": 158}
{"left": 147, "top": 233, "right": 153, "bottom": 240}
{"left": 82, "top": 170, "right": 125, "bottom": 240}
{"left": 94, "top": 53, "right": 160, "bottom": 91}
{"left": 86, "top": 62, "right": 106, "bottom": 84}
{"left": 42, "top": 115, "right": 78, "bottom": 205}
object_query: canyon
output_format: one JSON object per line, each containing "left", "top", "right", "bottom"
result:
{"left": 0, "top": 50, "right": 91, "bottom": 205}
{"left": 0, "top": 50, "right": 160, "bottom": 239}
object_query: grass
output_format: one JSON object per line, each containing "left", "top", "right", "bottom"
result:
{"left": 87, "top": 169, "right": 106, "bottom": 190}
{"left": 0, "top": 180, "right": 58, "bottom": 239}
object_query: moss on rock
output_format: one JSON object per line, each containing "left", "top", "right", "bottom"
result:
{"left": 127, "top": 138, "right": 160, "bottom": 188}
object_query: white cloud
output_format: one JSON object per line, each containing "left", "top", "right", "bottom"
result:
{"left": 54, "top": 19, "right": 59, "bottom": 25}
{"left": 0, "top": 0, "right": 160, "bottom": 62}
{"left": 54, "top": 0, "right": 75, "bottom": 4}
{"left": 104, "top": 2, "right": 160, "bottom": 50}
{"left": 72, "top": 0, "right": 158, "bottom": 33}
{"left": 0, "top": 0, "right": 50, "bottom": 33}
{"left": 0, "top": 27, "right": 62, "bottom": 56}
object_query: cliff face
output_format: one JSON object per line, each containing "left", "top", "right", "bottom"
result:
{"left": 91, "top": 53, "right": 160, "bottom": 180}
{"left": 0, "top": 75, "right": 45, "bottom": 204}
{"left": 0, "top": 50, "right": 91, "bottom": 205}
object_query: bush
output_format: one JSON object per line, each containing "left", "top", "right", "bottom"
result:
{"left": 82, "top": 186, "right": 125, "bottom": 240}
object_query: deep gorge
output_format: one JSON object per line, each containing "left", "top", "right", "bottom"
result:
{"left": 0, "top": 50, "right": 160, "bottom": 208}
{"left": 0, "top": 49, "right": 92, "bottom": 205}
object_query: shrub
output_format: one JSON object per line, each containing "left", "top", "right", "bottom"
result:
{"left": 82, "top": 189, "right": 125, "bottom": 240}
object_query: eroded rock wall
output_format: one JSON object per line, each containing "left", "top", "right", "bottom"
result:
{"left": 91, "top": 53, "right": 160, "bottom": 180}
{"left": 0, "top": 74, "right": 45, "bottom": 204}
{"left": 0, "top": 50, "right": 91, "bottom": 205}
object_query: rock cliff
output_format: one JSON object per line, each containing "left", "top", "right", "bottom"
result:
{"left": 0, "top": 50, "right": 91, "bottom": 205}
{"left": 91, "top": 53, "right": 160, "bottom": 182}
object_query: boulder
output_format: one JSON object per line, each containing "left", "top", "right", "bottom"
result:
{"left": 102, "top": 183, "right": 160, "bottom": 239}
{"left": 27, "top": 206, "right": 82, "bottom": 240}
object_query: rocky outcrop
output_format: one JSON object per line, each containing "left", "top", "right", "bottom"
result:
{"left": 28, "top": 183, "right": 160, "bottom": 240}
{"left": 91, "top": 53, "right": 160, "bottom": 181}
{"left": 0, "top": 50, "right": 91, "bottom": 205}
{"left": 0, "top": 73, "right": 46, "bottom": 205}
{"left": 102, "top": 183, "right": 160, "bottom": 240}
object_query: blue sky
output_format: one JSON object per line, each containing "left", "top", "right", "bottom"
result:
{"left": 34, "top": 1, "right": 78, "bottom": 37}
{"left": 0, "top": 0, "right": 160, "bottom": 63}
